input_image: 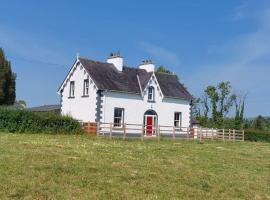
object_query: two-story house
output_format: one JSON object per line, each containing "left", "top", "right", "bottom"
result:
{"left": 58, "top": 53, "right": 193, "bottom": 136}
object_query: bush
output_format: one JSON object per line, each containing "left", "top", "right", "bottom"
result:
{"left": 0, "top": 107, "right": 83, "bottom": 134}
{"left": 244, "top": 129, "right": 270, "bottom": 142}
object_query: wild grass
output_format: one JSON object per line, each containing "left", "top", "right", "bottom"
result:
{"left": 0, "top": 133, "right": 269, "bottom": 199}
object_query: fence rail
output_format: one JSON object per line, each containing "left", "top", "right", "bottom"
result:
{"left": 82, "top": 122, "right": 244, "bottom": 142}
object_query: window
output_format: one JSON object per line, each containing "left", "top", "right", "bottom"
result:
{"left": 69, "top": 81, "right": 75, "bottom": 97}
{"left": 83, "top": 79, "right": 89, "bottom": 96}
{"left": 114, "top": 108, "right": 124, "bottom": 127}
{"left": 148, "top": 86, "right": 155, "bottom": 101}
{"left": 174, "top": 112, "right": 182, "bottom": 128}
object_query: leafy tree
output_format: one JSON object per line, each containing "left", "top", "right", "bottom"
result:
{"left": 0, "top": 48, "right": 16, "bottom": 105}
{"left": 194, "top": 81, "right": 244, "bottom": 128}
{"left": 234, "top": 94, "right": 246, "bottom": 129}
{"left": 16, "top": 100, "right": 27, "bottom": 108}
{"left": 205, "top": 85, "right": 219, "bottom": 124}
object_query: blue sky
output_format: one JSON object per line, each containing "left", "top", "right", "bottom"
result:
{"left": 0, "top": 0, "right": 269, "bottom": 117}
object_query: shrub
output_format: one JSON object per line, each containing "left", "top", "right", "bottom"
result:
{"left": 244, "top": 129, "right": 270, "bottom": 142}
{"left": 0, "top": 107, "right": 83, "bottom": 134}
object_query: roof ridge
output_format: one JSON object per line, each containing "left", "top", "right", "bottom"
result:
{"left": 79, "top": 57, "right": 109, "bottom": 65}
{"left": 155, "top": 72, "right": 177, "bottom": 76}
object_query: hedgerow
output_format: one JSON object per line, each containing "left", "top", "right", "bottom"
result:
{"left": 0, "top": 107, "right": 82, "bottom": 134}
{"left": 244, "top": 129, "right": 270, "bottom": 142}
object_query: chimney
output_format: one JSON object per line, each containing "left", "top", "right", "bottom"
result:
{"left": 139, "top": 60, "right": 155, "bottom": 72}
{"left": 107, "top": 52, "right": 123, "bottom": 71}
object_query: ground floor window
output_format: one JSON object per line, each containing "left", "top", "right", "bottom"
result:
{"left": 174, "top": 112, "right": 182, "bottom": 128}
{"left": 114, "top": 108, "right": 124, "bottom": 127}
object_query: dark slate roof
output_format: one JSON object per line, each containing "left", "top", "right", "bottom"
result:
{"left": 155, "top": 73, "right": 193, "bottom": 100}
{"left": 79, "top": 57, "right": 193, "bottom": 100}
{"left": 27, "top": 104, "right": 61, "bottom": 112}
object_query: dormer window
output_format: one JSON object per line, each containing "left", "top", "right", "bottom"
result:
{"left": 148, "top": 86, "right": 155, "bottom": 102}
{"left": 69, "top": 81, "right": 75, "bottom": 98}
{"left": 83, "top": 79, "right": 89, "bottom": 96}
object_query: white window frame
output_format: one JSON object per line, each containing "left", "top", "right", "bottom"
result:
{"left": 69, "top": 81, "right": 75, "bottom": 97}
{"left": 174, "top": 112, "right": 182, "bottom": 128}
{"left": 148, "top": 86, "right": 155, "bottom": 101}
{"left": 83, "top": 79, "right": 89, "bottom": 96}
{"left": 113, "top": 108, "right": 124, "bottom": 127}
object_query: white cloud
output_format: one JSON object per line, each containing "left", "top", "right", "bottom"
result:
{"left": 139, "top": 42, "right": 181, "bottom": 66}
{"left": 186, "top": 6, "right": 270, "bottom": 117}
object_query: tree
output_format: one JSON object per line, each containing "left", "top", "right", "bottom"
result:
{"left": 16, "top": 100, "right": 27, "bottom": 108}
{"left": 234, "top": 94, "right": 246, "bottom": 129}
{"left": 205, "top": 85, "right": 219, "bottom": 124}
{"left": 0, "top": 48, "right": 16, "bottom": 105}
{"left": 195, "top": 81, "right": 242, "bottom": 128}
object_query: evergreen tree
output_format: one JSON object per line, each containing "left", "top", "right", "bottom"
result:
{"left": 0, "top": 48, "right": 16, "bottom": 105}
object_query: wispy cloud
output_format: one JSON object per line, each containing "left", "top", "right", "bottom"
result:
{"left": 139, "top": 42, "right": 181, "bottom": 66}
{"left": 232, "top": 1, "right": 249, "bottom": 21}
{"left": 186, "top": 6, "right": 270, "bottom": 117}
{"left": 0, "top": 23, "right": 70, "bottom": 68}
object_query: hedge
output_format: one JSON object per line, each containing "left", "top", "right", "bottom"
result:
{"left": 0, "top": 107, "right": 83, "bottom": 134}
{"left": 244, "top": 129, "right": 270, "bottom": 142}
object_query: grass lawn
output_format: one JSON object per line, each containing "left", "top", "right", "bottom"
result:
{"left": 0, "top": 133, "right": 269, "bottom": 200}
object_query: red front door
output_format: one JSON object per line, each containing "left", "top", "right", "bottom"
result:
{"left": 146, "top": 116, "right": 153, "bottom": 136}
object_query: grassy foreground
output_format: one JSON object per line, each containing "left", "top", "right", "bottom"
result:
{"left": 0, "top": 133, "right": 269, "bottom": 200}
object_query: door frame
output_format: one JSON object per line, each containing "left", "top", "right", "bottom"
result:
{"left": 144, "top": 114, "right": 157, "bottom": 136}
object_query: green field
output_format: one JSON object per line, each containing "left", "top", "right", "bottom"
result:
{"left": 0, "top": 133, "right": 269, "bottom": 200}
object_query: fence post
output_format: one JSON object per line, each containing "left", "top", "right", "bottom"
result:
{"left": 211, "top": 128, "right": 214, "bottom": 140}
{"left": 141, "top": 124, "right": 144, "bottom": 141}
{"left": 96, "top": 122, "right": 100, "bottom": 136}
{"left": 242, "top": 130, "right": 245, "bottom": 141}
{"left": 222, "top": 129, "right": 225, "bottom": 142}
{"left": 123, "top": 123, "right": 126, "bottom": 140}
{"left": 109, "top": 123, "right": 112, "bottom": 139}
{"left": 229, "top": 129, "right": 231, "bottom": 141}
{"left": 173, "top": 126, "right": 175, "bottom": 140}
{"left": 186, "top": 127, "right": 189, "bottom": 140}
{"left": 233, "top": 129, "right": 235, "bottom": 143}
{"left": 199, "top": 127, "right": 202, "bottom": 141}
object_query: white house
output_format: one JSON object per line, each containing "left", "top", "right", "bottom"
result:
{"left": 58, "top": 53, "right": 193, "bottom": 136}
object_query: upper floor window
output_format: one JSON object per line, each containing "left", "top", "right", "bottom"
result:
{"left": 148, "top": 86, "right": 155, "bottom": 102}
{"left": 174, "top": 112, "right": 182, "bottom": 128}
{"left": 83, "top": 79, "right": 89, "bottom": 96}
{"left": 69, "top": 81, "right": 75, "bottom": 98}
{"left": 114, "top": 107, "right": 124, "bottom": 127}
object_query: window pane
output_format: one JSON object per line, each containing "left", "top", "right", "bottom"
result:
{"left": 174, "top": 112, "right": 182, "bottom": 127}
{"left": 84, "top": 79, "right": 89, "bottom": 95}
{"left": 148, "top": 87, "right": 154, "bottom": 101}
{"left": 70, "top": 81, "right": 75, "bottom": 97}
{"left": 114, "top": 108, "right": 124, "bottom": 127}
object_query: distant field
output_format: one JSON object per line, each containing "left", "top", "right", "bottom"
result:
{"left": 0, "top": 133, "right": 269, "bottom": 200}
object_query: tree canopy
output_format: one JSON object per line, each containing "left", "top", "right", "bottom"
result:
{"left": 0, "top": 48, "right": 16, "bottom": 105}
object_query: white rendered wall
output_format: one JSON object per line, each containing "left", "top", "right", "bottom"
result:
{"left": 102, "top": 74, "right": 191, "bottom": 127}
{"left": 61, "top": 62, "right": 97, "bottom": 122}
